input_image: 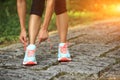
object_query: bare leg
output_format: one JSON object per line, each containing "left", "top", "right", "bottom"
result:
{"left": 28, "top": 14, "right": 41, "bottom": 44}
{"left": 56, "top": 12, "right": 71, "bottom": 62}
{"left": 56, "top": 12, "right": 68, "bottom": 43}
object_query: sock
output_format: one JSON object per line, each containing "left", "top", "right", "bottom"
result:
{"left": 59, "top": 43, "right": 66, "bottom": 47}
{"left": 27, "top": 44, "right": 36, "bottom": 50}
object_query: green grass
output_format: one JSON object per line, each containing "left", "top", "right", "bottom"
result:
{"left": 68, "top": 11, "right": 96, "bottom": 26}
{"left": 0, "top": 0, "right": 113, "bottom": 47}
{"left": 0, "top": 9, "right": 98, "bottom": 47}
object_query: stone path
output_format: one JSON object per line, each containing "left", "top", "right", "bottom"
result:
{"left": 1, "top": 18, "right": 120, "bottom": 80}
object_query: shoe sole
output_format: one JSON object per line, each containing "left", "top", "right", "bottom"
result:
{"left": 23, "top": 61, "right": 37, "bottom": 66}
{"left": 58, "top": 57, "right": 71, "bottom": 62}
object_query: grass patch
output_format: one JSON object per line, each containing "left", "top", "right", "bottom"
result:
{"left": 68, "top": 11, "right": 95, "bottom": 26}
{"left": 0, "top": 10, "right": 104, "bottom": 47}
{"left": 1, "top": 1, "right": 116, "bottom": 47}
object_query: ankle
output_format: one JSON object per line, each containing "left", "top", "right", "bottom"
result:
{"left": 59, "top": 43, "right": 68, "bottom": 47}
{"left": 27, "top": 44, "right": 36, "bottom": 50}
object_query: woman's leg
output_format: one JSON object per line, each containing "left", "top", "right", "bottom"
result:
{"left": 55, "top": 0, "right": 71, "bottom": 61}
{"left": 29, "top": 0, "right": 45, "bottom": 44}
{"left": 56, "top": 12, "right": 68, "bottom": 43}
{"left": 23, "top": 0, "right": 45, "bottom": 65}
{"left": 55, "top": 0, "right": 68, "bottom": 43}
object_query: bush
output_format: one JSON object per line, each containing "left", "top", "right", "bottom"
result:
{"left": 0, "top": 1, "right": 31, "bottom": 45}
{"left": 0, "top": 0, "right": 57, "bottom": 46}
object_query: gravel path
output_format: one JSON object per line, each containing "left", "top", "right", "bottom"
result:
{"left": 1, "top": 19, "right": 120, "bottom": 80}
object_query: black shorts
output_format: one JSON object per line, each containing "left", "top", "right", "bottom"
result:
{"left": 30, "top": 0, "right": 67, "bottom": 17}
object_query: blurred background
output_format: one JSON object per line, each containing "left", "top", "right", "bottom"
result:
{"left": 0, "top": 0, "right": 120, "bottom": 47}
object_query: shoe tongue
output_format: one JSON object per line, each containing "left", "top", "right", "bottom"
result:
{"left": 27, "top": 44, "right": 36, "bottom": 50}
{"left": 59, "top": 43, "right": 66, "bottom": 47}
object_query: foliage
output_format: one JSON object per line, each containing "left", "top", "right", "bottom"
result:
{"left": 0, "top": 0, "right": 31, "bottom": 44}
{"left": 0, "top": 0, "right": 56, "bottom": 45}
{"left": 68, "top": 11, "right": 95, "bottom": 26}
{"left": 1, "top": 0, "right": 119, "bottom": 46}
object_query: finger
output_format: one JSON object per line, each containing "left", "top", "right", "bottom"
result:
{"left": 23, "top": 36, "right": 27, "bottom": 42}
{"left": 24, "top": 36, "right": 27, "bottom": 42}
{"left": 43, "top": 37, "right": 48, "bottom": 41}
{"left": 42, "top": 38, "right": 47, "bottom": 41}
{"left": 40, "top": 37, "right": 48, "bottom": 42}
{"left": 23, "top": 41, "right": 27, "bottom": 51}
{"left": 19, "top": 37, "right": 25, "bottom": 44}
{"left": 39, "top": 38, "right": 42, "bottom": 43}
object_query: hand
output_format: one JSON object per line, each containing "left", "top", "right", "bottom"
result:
{"left": 19, "top": 29, "right": 27, "bottom": 44}
{"left": 19, "top": 29, "right": 27, "bottom": 50}
{"left": 38, "top": 27, "right": 49, "bottom": 43}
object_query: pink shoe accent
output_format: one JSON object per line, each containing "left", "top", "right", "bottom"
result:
{"left": 59, "top": 43, "right": 68, "bottom": 54}
{"left": 23, "top": 61, "right": 37, "bottom": 66}
{"left": 58, "top": 57, "right": 71, "bottom": 62}
{"left": 27, "top": 50, "right": 36, "bottom": 57}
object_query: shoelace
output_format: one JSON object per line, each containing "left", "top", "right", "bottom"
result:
{"left": 24, "top": 42, "right": 27, "bottom": 51}
{"left": 23, "top": 38, "right": 53, "bottom": 52}
{"left": 59, "top": 43, "right": 69, "bottom": 54}
{"left": 27, "top": 49, "right": 36, "bottom": 57}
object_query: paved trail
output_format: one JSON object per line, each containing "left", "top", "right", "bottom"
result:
{"left": 1, "top": 19, "right": 120, "bottom": 80}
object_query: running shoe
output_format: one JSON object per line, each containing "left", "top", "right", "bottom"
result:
{"left": 23, "top": 44, "right": 37, "bottom": 66}
{"left": 58, "top": 43, "right": 71, "bottom": 62}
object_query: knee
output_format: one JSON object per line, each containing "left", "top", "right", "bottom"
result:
{"left": 17, "top": 0, "right": 26, "bottom": 4}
